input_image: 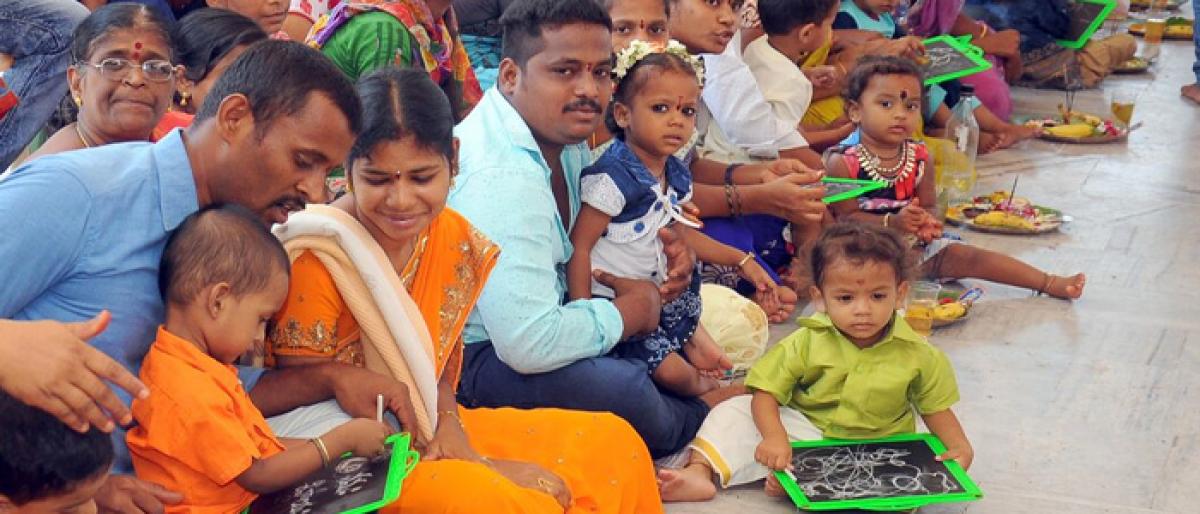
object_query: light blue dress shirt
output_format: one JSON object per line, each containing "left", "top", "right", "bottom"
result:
{"left": 0, "top": 129, "right": 262, "bottom": 471}
{"left": 449, "top": 87, "right": 624, "bottom": 374}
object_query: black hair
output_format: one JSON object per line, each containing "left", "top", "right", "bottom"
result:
{"left": 194, "top": 40, "right": 362, "bottom": 137}
{"left": 666, "top": 0, "right": 745, "bottom": 10}
{"left": 757, "top": 0, "right": 838, "bottom": 36}
{"left": 599, "top": 0, "right": 671, "bottom": 16}
{"left": 500, "top": 0, "right": 613, "bottom": 68}
{"left": 843, "top": 55, "right": 924, "bottom": 103}
{"left": 0, "top": 391, "right": 113, "bottom": 505}
{"left": 349, "top": 67, "right": 456, "bottom": 169}
{"left": 174, "top": 9, "right": 267, "bottom": 86}
{"left": 71, "top": 2, "right": 177, "bottom": 64}
{"left": 159, "top": 204, "right": 291, "bottom": 305}
{"left": 809, "top": 222, "right": 914, "bottom": 287}
{"left": 605, "top": 52, "right": 699, "bottom": 140}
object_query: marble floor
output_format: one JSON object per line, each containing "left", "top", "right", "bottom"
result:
{"left": 668, "top": 29, "right": 1200, "bottom": 514}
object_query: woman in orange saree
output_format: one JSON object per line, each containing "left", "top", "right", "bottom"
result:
{"left": 265, "top": 67, "right": 663, "bottom": 513}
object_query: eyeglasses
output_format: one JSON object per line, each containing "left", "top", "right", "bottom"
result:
{"left": 78, "top": 57, "right": 176, "bottom": 83}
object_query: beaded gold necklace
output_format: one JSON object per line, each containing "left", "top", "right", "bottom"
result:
{"left": 855, "top": 141, "right": 917, "bottom": 184}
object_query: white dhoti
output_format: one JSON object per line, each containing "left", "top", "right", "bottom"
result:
{"left": 689, "top": 395, "right": 823, "bottom": 487}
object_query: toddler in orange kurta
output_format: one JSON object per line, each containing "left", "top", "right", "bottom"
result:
{"left": 127, "top": 205, "right": 394, "bottom": 513}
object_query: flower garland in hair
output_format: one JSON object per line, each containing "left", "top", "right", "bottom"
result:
{"left": 613, "top": 39, "right": 705, "bottom": 87}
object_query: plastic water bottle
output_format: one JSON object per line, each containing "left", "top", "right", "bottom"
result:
{"left": 939, "top": 85, "right": 979, "bottom": 212}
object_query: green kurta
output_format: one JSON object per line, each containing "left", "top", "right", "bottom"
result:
{"left": 746, "top": 312, "right": 960, "bottom": 439}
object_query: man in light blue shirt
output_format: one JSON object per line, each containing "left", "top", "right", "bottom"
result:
{"left": 0, "top": 41, "right": 415, "bottom": 512}
{"left": 449, "top": 0, "right": 714, "bottom": 458}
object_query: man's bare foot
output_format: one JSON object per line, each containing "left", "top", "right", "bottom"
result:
{"left": 699, "top": 383, "right": 747, "bottom": 407}
{"left": 658, "top": 464, "right": 718, "bottom": 502}
{"left": 1041, "top": 273, "right": 1087, "bottom": 300}
{"left": 1182, "top": 83, "right": 1200, "bottom": 105}
{"left": 764, "top": 473, "right": 788, "bottom": 497}
{"left": 683, "top": 327, "right": 733, "bottom": 373}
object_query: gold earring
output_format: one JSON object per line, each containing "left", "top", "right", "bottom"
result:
{"left": 180, "top": 91, "right": 190, "bottom": 108}
{"left": 345, "top": 181, "right": 353, "bottom": 193}
{"left": 73, "top": 96, "right": 82, "bottom": 106}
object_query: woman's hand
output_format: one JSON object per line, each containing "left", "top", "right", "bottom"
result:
{"left": 754, "top": 434, "right": 794, "bottom": 471}
{"left": 976, "top": 29, "right": 1021, "bottom": 59}
{"left": 423, "top": 412, "right": 481, "bottom": 462}
{"left": 489, "top": 459, "right": 572, "bottom": 508}
{"left": 0, "top": 312, "right": 148, "bottom": 434}
{"left": 758, "top": 171, "right": 827, "bottom": 224}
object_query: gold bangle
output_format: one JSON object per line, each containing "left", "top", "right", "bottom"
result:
{"left": 311, "top": 437, "right": 331, "bottom": 467}
{"left": 737, "top": 252, "right": 755, "bottom": 268}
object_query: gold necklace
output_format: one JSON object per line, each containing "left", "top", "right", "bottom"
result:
{"left": 74, "top": 123, "right": 93, "bottom": 148}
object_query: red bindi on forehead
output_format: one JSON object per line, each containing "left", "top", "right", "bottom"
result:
{"left": 132, "top": 41, "right": 143, "bottom": 60}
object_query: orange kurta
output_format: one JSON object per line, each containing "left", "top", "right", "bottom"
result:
{"left": 128, "top": 327, "right": 285, "bottom": 513}
{"left": 268, "top": 207, "right": 664, "bottom": 513}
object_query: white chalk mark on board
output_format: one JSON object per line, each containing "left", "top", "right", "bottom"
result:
{"left": 790, "top": 445, "right": 961, "bottom": 500}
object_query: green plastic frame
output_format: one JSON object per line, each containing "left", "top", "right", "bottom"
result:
{"left": 921, "top": 35, "right": 992, "bottom": 86}
{"left": 342, "top": 433, "right": 420, "bottom": 514}
{"left": 822, "top": 177, "right": 887, "bottom": 204}
{"left": 774, "top": 433, "right": 983, "bottom": 512}
{"left": 1058, "top": 0, "right": 1116, "bottom": 49}
{"left": 243, "top": 432, "right": 420, "bottom": 514}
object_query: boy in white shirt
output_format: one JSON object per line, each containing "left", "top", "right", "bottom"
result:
{"left": 742, "top": 0, "right": 850, "bottom": 151}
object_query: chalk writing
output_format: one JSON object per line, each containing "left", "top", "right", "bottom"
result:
{"left": 788, "top": 441, "right": 963, "bottom": 502}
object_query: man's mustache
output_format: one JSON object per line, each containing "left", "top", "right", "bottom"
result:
{"left": 563, "top": 99, "right": 603, "bottom": 113}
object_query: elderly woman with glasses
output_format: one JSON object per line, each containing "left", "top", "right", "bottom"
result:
{"left": 24, "top": 3, "right": 179, "bottom": 163}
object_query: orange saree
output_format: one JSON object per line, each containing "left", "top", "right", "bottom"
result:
{"left": 268, "top": 206, "right": 663, "bottom": 514}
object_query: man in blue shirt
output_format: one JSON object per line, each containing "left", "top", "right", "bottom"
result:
{"left": 450, "top": 0, "right": 739, "bottom": 458}
{"left": 0, "top": 41, "right": 417, "bottom": 513}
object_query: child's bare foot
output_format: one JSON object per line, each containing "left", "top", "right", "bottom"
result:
{"left": 1003, "top": 123, "right": 1042, "bottom": 143}
{"left": 658, "top": 464, "right": 718, "bottom": 502}
{"left": 1182, "top": 83, "right": 1200, "bottom": 105}
{"left": 764, "top": 473, "right": 788, "bottom": 497}
{"left": 978, "top": 131, "right": 1008, "bottom": 154}
{"left": 1040, "top": 273, "right": 1087, "bottom": 299}
{"left": 683, "top": 327, "right": 733, "bottom": 373}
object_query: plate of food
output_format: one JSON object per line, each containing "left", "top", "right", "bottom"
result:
{"left": 1113, "top": 56, "right": 1151, "bottom": 74}
{"left": 1129, "top": 17, "right": 1193, "bottom": 39}
{"left": 1020, "top": 108, "right": 1128, "bottom": 144}
{"left": 945, "top": 191, "right": 1066, "bottom": 235}
{"left": 932, "top": 284, "right": 981, "bottom": 328}
{"left": 1130, "top": 0, "right": 1185, "bottom": 12}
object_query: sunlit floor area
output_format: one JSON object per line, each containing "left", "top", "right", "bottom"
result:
{"left": 669, "top": 30, "right": 1200, "bottom": 514}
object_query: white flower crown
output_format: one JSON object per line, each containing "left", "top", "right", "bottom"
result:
{"left": 613, "top": 39, "right": 705, "bottom": 87}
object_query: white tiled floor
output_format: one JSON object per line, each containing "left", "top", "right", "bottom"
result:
{"left": 667, "top": 30, "right": 1200, "bottom": 514}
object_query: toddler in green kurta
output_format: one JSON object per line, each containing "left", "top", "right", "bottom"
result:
{"left": 658, "top": 222, "right": 974, "bottom": 502}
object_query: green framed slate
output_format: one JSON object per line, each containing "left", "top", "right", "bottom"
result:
{"left": 921, "top": 35, "right": 992, "bottom": 85}
{"left": 774, "top": 433, "right": 982, "bottom": 511}
{"left": 822, "top": 177, "right": 887, "bottom": 204}
{"left": 1058, "top": 0, "right": 1116, "bottom": 49}
{"left": 245, "top": 432, "right": 420, "bottom": 514}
